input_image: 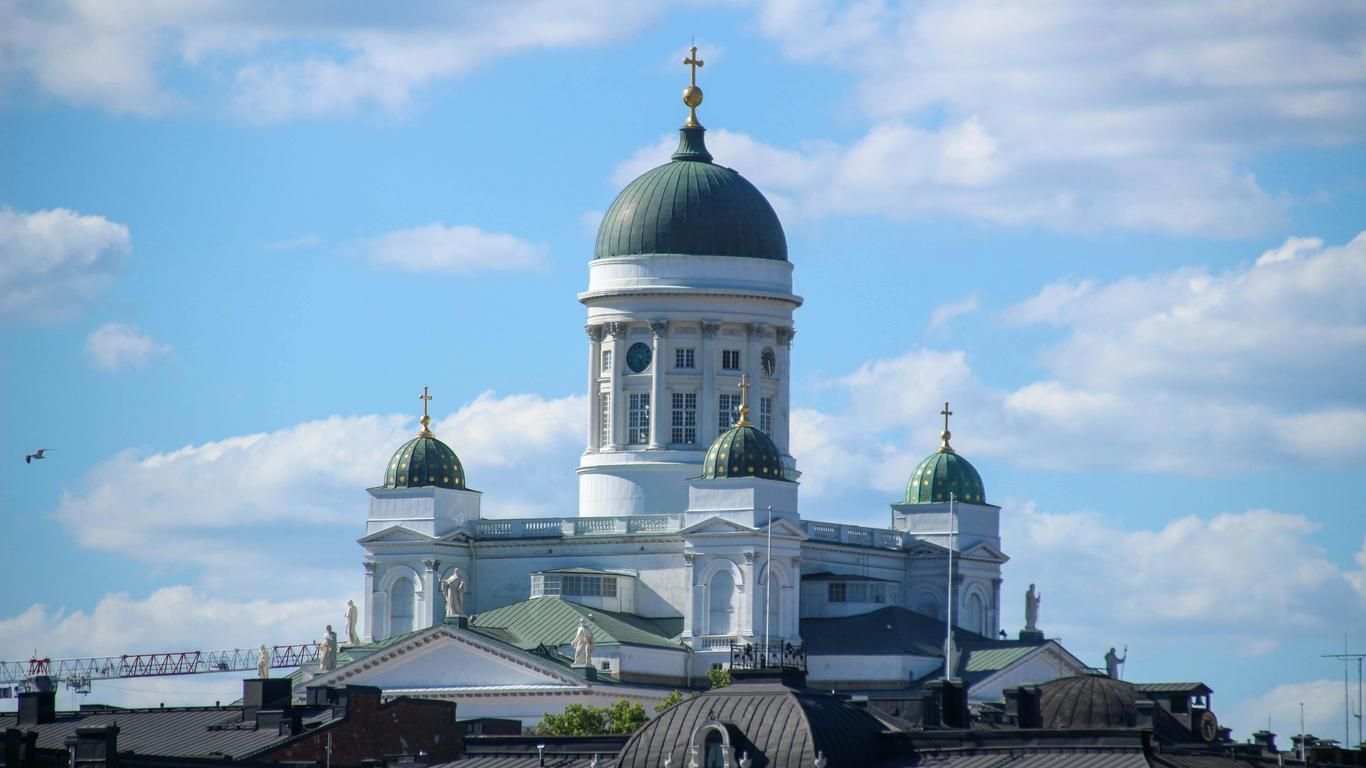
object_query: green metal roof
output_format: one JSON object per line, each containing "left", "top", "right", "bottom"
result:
{"left": 470, "top": 597, "right": 683, "bottom": 651}
{"left": 699, "top": 423, "right": 788, "bottom": 482}
{"left": 383, "top": 434, "right": 467, "bottom": 491}
{"left": 960, "top": 644, "right": 1037, "bottom": 674}
{"left": 594, "top": 126, "right": 788, "bottom": 262}
{"left": 902, "top": 450, "right": 986, "bottom": 504}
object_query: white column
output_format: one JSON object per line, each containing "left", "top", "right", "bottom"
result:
{"left": 363, "top": 561, "right": 378, "bottom": 642}
{"left": 423, "top": 559, "right": 440, "bottom": 628}
{"left": 682, "top": 553, "right": 697, "bottom": 638}
{"left": 742, "top": 552, "right": 757, "bottom": 637}
{"left": 746, "top": 323, "right": 765, "bottom": 413}
{"left": 775, "top": 327, "right": 795, "bottom": 454}
{"left": 648, "top": 320, "right": 668, "bottom": 449}
{"left": 585, "top": 325, "right": 604, "bottom": 451}
{"left": 606, "top": 322, "right": 627, "bottom": 449}
{"left": 700, "top": 321, "right": 720, "bottom": 440}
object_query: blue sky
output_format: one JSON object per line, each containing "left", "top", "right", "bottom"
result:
{"left": 2, "top": 0, "right": 1365, "bottom": 743}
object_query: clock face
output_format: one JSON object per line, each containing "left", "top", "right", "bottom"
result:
{"left": 761, "top": 346, "right": 777, "bottom": 375}
{"left": 626, "top": 342, "right": 652, "bottom": 373}
{"left": 1198, "top": 710, "right": 1218, "bottom": 742}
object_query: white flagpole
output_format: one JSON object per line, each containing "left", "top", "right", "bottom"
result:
{"left": 945, "top": 491, "right": 955, "bottom": 680}
{"left": 765, "top": 505, "right": 773, "bottom": 653}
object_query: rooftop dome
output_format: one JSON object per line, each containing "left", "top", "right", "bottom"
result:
{"left": 380, "top": 388, "right": 468, "bottom": 491}
{"left": 594, "top": 56, "right": 787, "bottom": 262}
{"left": 698, "top": 377, "right": 789, "bottom": 482}
{"left": 612, "top": 678, "right": 887, "bottom": 768}
{"left": 1039, "top": 675, "right": 1140, "bottom": 729}
{"left": 902, "top": 402, "right": 986, "bottom": 504}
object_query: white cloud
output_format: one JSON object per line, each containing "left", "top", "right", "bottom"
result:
{"left": 745, "top": 0, "right": 1366, "bottom": 235}
{"left": 0, "top": 587, "right": 344, "bottom": 710}
{"left": 0, "top": 1, "right": 666, "bottom": 120}
{"left": 789, "top": 232, "right": 1366, "bottom": 487}
{"left": 1000, "top": 502, "right": 1366, "bottom": 658}
{"left": 364, "top": 224, "right": 546, "bottom": 274}
{"left": 926, "top": 293, "right": 979, "bottom": 334}
{"left": 1225, "top": 679, "right": 1356, "bottom": 747}
{"left": 0, "top": 207, "right": 130, "bottom": 322}
{"left": 52, "top": 392, "right": 583, "bottom": 570}
{"left": 84, "top": 322, "right": 170, "bottom": 371}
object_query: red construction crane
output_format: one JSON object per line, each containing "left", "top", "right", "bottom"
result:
{"left": 0, "top": 643, "right": 320, "bottom": 696}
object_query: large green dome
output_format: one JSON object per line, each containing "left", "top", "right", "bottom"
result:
{"left": 383, "top": 433, "right": 467, "bottom": 491}
{"left": 594, "top": 126, "right": 788, "bottom": 262}
{"left": 699, "top": 422, "right": 788, "bottom": 482}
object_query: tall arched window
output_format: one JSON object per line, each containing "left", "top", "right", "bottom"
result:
{"left": 759, "top": 566, "right": 783, "bottom": 639}
{"left": 966, "top": 592, "right": 985, "bottom": 634}
{"left": 704, "top": 728, "right": 726, "bottom": 768}
{"left": 709, "top": 571, "right": 735, "bottom": 636}
{"left": 389, "top": 577, "right": 415, "bottom": 636}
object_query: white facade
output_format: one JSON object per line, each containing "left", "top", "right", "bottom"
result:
{"left": 577, "top": 254, "right": 800, "bottom": 518}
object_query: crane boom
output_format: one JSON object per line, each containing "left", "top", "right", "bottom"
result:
{"left": 1, "top": 643, "right": 320, "bottom": 694}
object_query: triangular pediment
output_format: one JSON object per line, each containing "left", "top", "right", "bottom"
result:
{"left": 358, "top": 524, "right": 436, "bottom": 545}
{"left": 304, "top": 625, "right": 583, "bottom": 693}
{"left": 679, "top": 516, "right": 757, "bottom": 536}
{"left": 962, "top": 542, "right": 1009, "bottom": 563}
{"left": 906, "top": 540, "right": 951, "bottom": 558}
{"left": 761, "top": 519, "right": 809, "bottom": 539}
{"left": 437, "top": 528, "right": 475, "bottom": 543}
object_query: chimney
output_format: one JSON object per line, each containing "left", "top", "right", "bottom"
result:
{"left": 16, "top": 677, "right": 55, "bottom": 726}
{"left": 65, "top": 725, "right": 119, "bottom": 768}
{"left": 4, "top": 728, "right": 39, "bottom": 768}
{"left": 1251, "top": 730, "right": 1277, "bottom": 755}
{"left": 242, "top": 678, "right": 293, "bottom": 721}
{"left": 924, "top": 680, "right": 970, "bottom": 729}
{"left": 1004, "top": 685, "right": 1042, "bottom": 728}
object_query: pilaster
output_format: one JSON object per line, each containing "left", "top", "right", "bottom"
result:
{"left": 585, "top": 325, "right": 604, "bottom": 451}
{"left": 648, "top": 319, "right": 668, "bottom": 449}
{"left": 745, "top": 323, "right": 765, "bottom": 424}
{"left": 606, "top": 322, "right": 628, "bottom": 449}
{"left": 362, "top": 561, "right": 378, "bottom": 642}
{"left": 682, "top": 552, "right": 697, "bottom": 638}
{"left": 422, "top": 559, "right": 440, "bottom": 628}
{"left": 700, "top": 321, "right": 720, "bottom": 440}
{"left": 775, "top": 326, "right": 795, "bottom": 454}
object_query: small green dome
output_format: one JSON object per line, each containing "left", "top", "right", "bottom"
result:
{"left": 699, "top": 422, "right": 789, "bottom": 482}
{"left": 383, "top": 434, "right": 467, "bottom": 491}
{"left": 903, "top": 450, "right": 985, "bottom": 504}
{"left": 594, "top": 126, "right": 788, "bottom": 262}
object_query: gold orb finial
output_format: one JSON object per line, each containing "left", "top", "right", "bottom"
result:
{"left": 683, "top": 45, "right": 705, "bottom": 128}
{"left": 418, "top": 386, "right": 435, "bottom": 438}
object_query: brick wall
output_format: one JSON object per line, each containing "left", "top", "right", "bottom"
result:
{"left": 258, "top": 689, "right": 463, "bottom": 764}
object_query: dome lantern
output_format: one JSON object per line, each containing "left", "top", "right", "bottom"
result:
{"left": 381, "top": 387, "right": 468, "bottom": 491}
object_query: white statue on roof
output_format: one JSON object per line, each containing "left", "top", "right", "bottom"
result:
{"left": 443, "top": 568, "right": 466, "bottom": 618}
{"left": 345, "top": 599, "right": 360, "bottom": 645}
{"left": 257, "top": 644, "right": 270, "bottom": 679}
{"left": 572, "top": 617, "right": 595, "bottom": 667}
{"left": 1025, "top": 583, "right": 1041, "bottom": 631}
{"left": 319, "top": 625, "right": 338, "bottom": 672}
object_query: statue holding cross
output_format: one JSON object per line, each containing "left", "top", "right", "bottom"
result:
{"left": 682, "top": 45, "right": 705, "bottom": 127}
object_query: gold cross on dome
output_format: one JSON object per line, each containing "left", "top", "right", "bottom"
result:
{"left": 736, "top": 374, "right": 752, "bottom": 426}
{"left": 418, "top": 386, "right": 434, "bottom": 436}
{"left": 684, "top": 45, "right": 704, "bottom": 87}
{"left": 941, "top": 402, "right": 952, "bottom": 433}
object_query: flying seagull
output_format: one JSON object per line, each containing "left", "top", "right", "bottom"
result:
{"left": 24, "top": 449, "right": 47, "bottom": 464}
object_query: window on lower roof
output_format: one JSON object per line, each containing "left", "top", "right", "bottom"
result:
{"left": 537, "top": 574, "right": 617, "bottom": 599}
{"left": 827, "top": 582, "right": 847, "bottom": 603}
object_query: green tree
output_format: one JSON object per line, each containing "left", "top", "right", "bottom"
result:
{"left": 606, "top": 699, "right": 649, "bottom": 734}
{"left": 536, "top": 700, "right": 649, "bottom": 736}
{"left": 655, "top": 690, "right": 685, "bottom": 713}
{"left": 707, "top": 666, "right": 732, "bottom": 689}
{"left": 537, "top": 704, "right": 608, "bottom": 736}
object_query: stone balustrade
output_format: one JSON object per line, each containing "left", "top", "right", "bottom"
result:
{"left": 469, "top": 515, "right": 903, "bottom": 549}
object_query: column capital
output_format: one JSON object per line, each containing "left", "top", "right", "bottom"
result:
{"left": 701, "top": 320, "right": 721, "bottom": 339}
{"left": 648, "top": 319, "right": 669, "bottom": 336}
{"left": 606, "top": 321, "right": 630, "bottom": 339}
{"left": 585, "top": 324, "right": 605, "bottom": 342}
{"left": 743, "top": 551, "right": 757, "bottom": 564}
{"left": 776, "top": 326, "right": 796, "bottom": 347}
{"left": 363, "top": 561, "right": 377, "bottom": 574}
{"left": 683, "top": 552, "right": 697, "bottom": 565}
{"left": 746, "top": 321, "right": 767, "bottom": 339}
{"left": 423, "top": 559, "right": 440, "bottom": 573}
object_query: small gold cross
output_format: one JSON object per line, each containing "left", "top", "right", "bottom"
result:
{"left": 684, "top": 45, "right": 704, "bottom": 87}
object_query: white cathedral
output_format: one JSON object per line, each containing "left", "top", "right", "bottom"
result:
{"left": 298, "top": 70, "right": 1089, "bottom": 725}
